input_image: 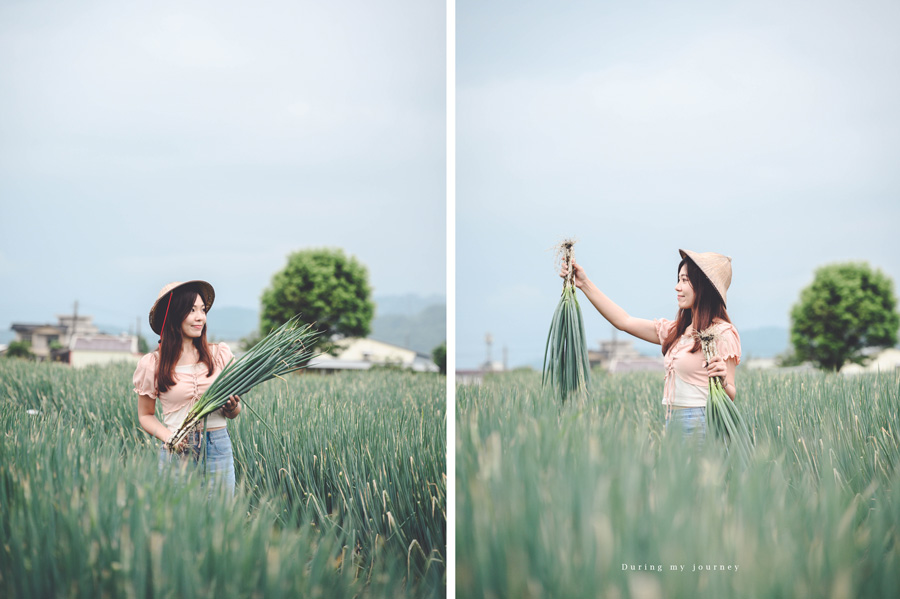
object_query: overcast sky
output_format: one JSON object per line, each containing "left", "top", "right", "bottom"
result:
{"left": 457, "top": 0, "right": 900, "bottom": 369}
{"left": 0, "top": 0, "right": 445, "bottom": 336}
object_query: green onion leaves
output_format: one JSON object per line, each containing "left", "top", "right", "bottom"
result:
{"left": 165, "top": 315, "right": 322, "bottom": 449}
{"left": 699, "top": 327, "right": 754, "bottom": 468}
{"left": 542, "top": 240, "right": 591, "bottom": 405}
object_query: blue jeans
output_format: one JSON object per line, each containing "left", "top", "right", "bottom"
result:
{"left": 159, "top": 427, "right": 236, "bottom": 497}
{"left": 665, "top": 407, "right": 707, "bottom": 448}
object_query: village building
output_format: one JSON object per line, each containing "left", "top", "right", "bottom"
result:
{"left": 455, "top": 360, "right": 506, "bottom": 385}
{"left": 10, "top": 323, "right": 68, "bottom": 359}
{"left": 8, "top": 314, "right": 139, "bottom": 367}
{"left": 588, "top": 338, "right": 664, "bottom": 374}
{"left": 308, "top": 337, "right": 439, "bottom": 373}
{"left": 10, "top": 315, "right": 100, "bottom": 360}
{"left": 840, "top": 348, "right": 900, "bottom": 375}
{"left": 67, "top": 334, "right": 141, "bottom": 368}
{"left": 457, "top": 334, "right": 663, "bottom": 385}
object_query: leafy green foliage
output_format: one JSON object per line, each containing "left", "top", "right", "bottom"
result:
{"left": 260, "top": 248, "right": 375, "bottom": 351}
{"left": 4, "top": 340, "right": 34, "bottom": 359}
{"left": 432, "top": 341, "right": 446, "bottom": 374}
{"left": 791, "top": 262, "right": 899, "bottom": 371}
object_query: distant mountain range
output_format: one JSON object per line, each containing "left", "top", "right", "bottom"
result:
{"left": 203, "top": 307, "right": 260, "bottom": 342}
{"left": 739, "top": 326, "right": 791, "bottom": 360}
{"left": 370, "top": 303, "right": 445, "bottom": 355}
{"left": 373, "top": 294, "right": 444, "bottom": 318}
{"left": 201, "top": 295, "right": 446, "bottom": 355}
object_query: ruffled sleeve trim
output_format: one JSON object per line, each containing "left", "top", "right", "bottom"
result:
{"left": 132, "top": 352, "right": 159, "bottom": 398}
{"left": 654, "top": 318, "right": 675, "bottom": 345}
{"left": 213, "top": 342, "right": 234, "bottom": 370}
{"left": 714, "top": 322, "right": 742, "bottom": 365}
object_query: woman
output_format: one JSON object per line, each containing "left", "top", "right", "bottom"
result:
{"left": 562, "top": 249, "right": 741, "bottom": 443}
{"left": 133, "top": 280, "right": 242, "bottom": 494}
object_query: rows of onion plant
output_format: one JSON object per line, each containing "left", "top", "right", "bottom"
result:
{"left": 456, "top": 368, "right": 900, "bottom": 599}
{"left": 0, "top": 360, "right": 445, "bottom": 598}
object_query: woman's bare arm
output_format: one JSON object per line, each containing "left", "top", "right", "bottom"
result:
{"left": 563, "top": 260, "right": 660, "bottom": 345}
{"left": 137, "top": 394, "right": 172, "bottom": 442}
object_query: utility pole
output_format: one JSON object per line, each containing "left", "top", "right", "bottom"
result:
{"left": 70, "top": 300, "right": 78, "bottom": 345}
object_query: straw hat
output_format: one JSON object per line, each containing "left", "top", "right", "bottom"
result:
{"left": 148, "top": 280, "right": 215, "bottom": 335}
{"left": 679, "top": 249, "right": 732, "bottom": 307}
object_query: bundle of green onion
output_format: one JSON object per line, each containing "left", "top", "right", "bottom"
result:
{"left": 542, "top": 240, "right": 591, "bottom": 405}
{"left": 165, "top": 315, "right": 322, "bottom": 450}
{"left": 698, "top": 328, "right": 753, "bottom": 468}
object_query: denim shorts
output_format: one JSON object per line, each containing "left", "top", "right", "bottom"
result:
{"left": 665, "top": 407, "right": 707, "bottom": 447}
{"left": 159, "top": 427, "right": 236, "bottom": 497}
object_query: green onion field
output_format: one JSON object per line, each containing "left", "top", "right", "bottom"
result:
{"left": 0, "top": 360, "right": 445, "bottom": 598}
{"left": 457, "top": 368, "right": 899, "bottom": 598}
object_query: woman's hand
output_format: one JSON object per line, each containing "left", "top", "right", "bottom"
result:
{"left": 559, "top": 259, "right": 589, "bottom": 289}
{"left": 706, "top": 356, "right": 737, "bottom": 401}
{"left": 223, "top": 395, "right": 242, "bottom": 419}
{"left": 704, "top": 356, "right": 728, "bottom": 379}
{"left": 166, "top": 434, "right": 190, "bottom": 453}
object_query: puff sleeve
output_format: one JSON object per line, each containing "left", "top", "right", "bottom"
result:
{"left": 715, "top": 323, "right": 742, "bottom": 365}
{"left": 214, "top": 342, "right": 235, "bottom": 371}
{"left": 654, "top": 318, "right": 675, "bottom": 345}
{"left": 132, "top": 352, "right": 159, "bottom": 398}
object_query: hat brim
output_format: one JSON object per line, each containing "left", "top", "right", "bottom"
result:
{"left": 149, "top": 280, "right": 215, "bottom": 335}
{"left": 678, "top": 249, "right": 728, "bottom": 307}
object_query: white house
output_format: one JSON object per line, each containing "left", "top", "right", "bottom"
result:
{"left": 589, "top": 338, "right": 664, "bottom": 374}
{"left": 841, "top": 348, "right": 900, "bottom": 375}
{"left": 68, "top": 334, "right": 141, "bottom": 368}
{"left": 308, "top": 338, "right": 439, "bottom": 373}
{"left": 10, "top": 315, "right": 101, "bottom": 361}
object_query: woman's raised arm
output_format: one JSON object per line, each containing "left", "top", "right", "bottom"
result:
{"left": 561, "top": 260, "right": 660, "bottom": 345}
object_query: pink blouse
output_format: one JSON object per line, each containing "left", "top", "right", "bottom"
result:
{"left": 132, "top": 342, "right": 234, "bottom": 418}
{"left": 654, "top": 319, "right": 741, "bottom": 405}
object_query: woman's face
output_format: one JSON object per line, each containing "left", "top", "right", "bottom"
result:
{"left": 675, "top": 264, "right": 694, "bottom": 310}
{"left": 181, "top": 294, "right": 207, "bottom": 340}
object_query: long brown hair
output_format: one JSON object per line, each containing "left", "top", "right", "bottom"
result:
{"left": 661, "top": 258, "right": 731, "bottom": 356}
{"left": 156, "top": 284, "right": 214, "bottom": 393}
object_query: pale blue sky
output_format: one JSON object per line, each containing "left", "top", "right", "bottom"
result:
{"left": 457, "top": 0, "right": 900, "bottom": 368}
{"left": 0, "top": 0, "right": 445, "bottom": 336}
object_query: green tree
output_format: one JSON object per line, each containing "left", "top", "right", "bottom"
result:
{"left": 5, "top": 340, "right": 34, "bottom": 359}
{"left": 260, "top": 248, "right": 375, "bottom": 351}
{"left": 790, "top": 262, "right": 899, "bottom": 371}
{"left": 432, "top": 341, "right": 447, "bottom": 374}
